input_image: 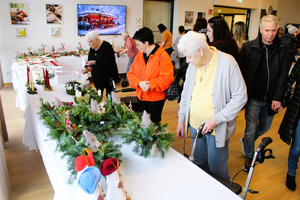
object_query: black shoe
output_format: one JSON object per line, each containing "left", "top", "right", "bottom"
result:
{"left": 243, "top": 157, "right": 252, "bottom": 172}
{"left": 286, "top": 173, "right": 296, "bottom": 191}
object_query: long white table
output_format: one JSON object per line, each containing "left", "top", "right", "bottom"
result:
{"left": 22, "top": 78, "right": 241, "bottom": 200}
{"left": 11, "top": 55, "right": 129, "bottom": 111}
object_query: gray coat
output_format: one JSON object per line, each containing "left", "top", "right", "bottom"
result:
{"left": 178, "top": 50, "right": 247, "bottom": 148}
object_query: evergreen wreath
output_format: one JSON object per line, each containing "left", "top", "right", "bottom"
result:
{"left": 118, "top": 117, "right": 175, "bottom": 158}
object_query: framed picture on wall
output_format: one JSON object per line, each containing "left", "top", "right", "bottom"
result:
{"left": 15, "top": 28, "right": 27, "bottom": 38}
{"left": 10, "top": 3, "right": 30, "bottom": 25}
{"left": 51, "top": 27, "right": 61, "bottom": 37}
{"left": 197, "top": 12, "right": 206, "bottom": 19}
{"left": 184, "top": 11, "right": 194, "bottom": 26}
{"left": 46, "top": 4, "right": 63, "bottom": 24}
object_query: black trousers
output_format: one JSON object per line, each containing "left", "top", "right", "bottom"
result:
{"left": 137, "top": 99, "right": 166, "bottom": 124}
{"left": 165, "top": 47, "right": 173, "bottom": 56}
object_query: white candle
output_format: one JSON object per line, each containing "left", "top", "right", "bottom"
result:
{"left": 98, "top": 89, "right": 102, "bottom": 96}
{"left": 78, "top": 91, "right": 82, "bottom": 97}
{"left": 29, "top": 71, "right": 34, "bottom": 91}
{"left": 75, "top": 90, "right": 78, "bottom": 97}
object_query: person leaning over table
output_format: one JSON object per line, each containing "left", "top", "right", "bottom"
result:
{"left": 176, "top": 31, "right": 247, "bottom": 180}
{"left": 117, "top": 31, "right": 139, "bottom": 78}
{"left": 82, "top": 30, "right": 120, "bottom": 96}
{"left": 127, "top": 27, "right": 174, "bottom": 124}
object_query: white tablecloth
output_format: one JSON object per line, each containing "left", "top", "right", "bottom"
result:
{"left": 21, "top": 78, "right": 241, "bottom": 200}
{"left": 11, "top": 55, "right": 129, "bottom": 111}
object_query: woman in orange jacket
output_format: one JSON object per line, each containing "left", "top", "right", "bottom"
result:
{"left": 127, "top": 27, "right": 174, "bottom": 124}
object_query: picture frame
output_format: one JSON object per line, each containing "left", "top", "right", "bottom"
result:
{"left": 184, "top": 11, "right": 194, "bottom": 26}
{"left": 15, "top": 27, "right": 27, "bottom": 38}
{"left": 10, "top": 3, "right": 30, "bottom": 25}
{"left": 51, "top": 27, "right": 61, "bottom": 37}
{"left": 46, "top": 4, "right": 63, "bottom": 24}
{"left": 197, "top": 12, "right": 206, "bottom": 19}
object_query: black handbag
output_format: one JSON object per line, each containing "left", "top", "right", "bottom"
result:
{"left": 166, "top": 78, "right": 182, "bottom": 101}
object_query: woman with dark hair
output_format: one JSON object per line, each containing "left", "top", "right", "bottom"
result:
{"left": 206, "top": 16, "right": 240, "bottom": 61}
{"left": 127, "top": 27, "right": 174, "bottom": 124}
{"left": 157, "top": 23, "right": 173, "bottom": 56}
{"left": 193, "top": 17, "right": 207, "bottom": 34}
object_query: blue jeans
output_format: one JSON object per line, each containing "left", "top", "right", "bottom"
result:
{"left": 190, "top": 126, "right": 230, "bottom": 180}
{"left": 288, "top": 118, "right": 300, "bottom": 176}
{"left": 244, "top": 98, "right": 274, "bottom": 158}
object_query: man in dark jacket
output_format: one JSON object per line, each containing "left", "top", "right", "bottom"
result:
{"left": 239, "top": 15, "right": 290, "bottom": 172}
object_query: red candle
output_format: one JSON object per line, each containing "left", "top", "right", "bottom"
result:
{"left": 45, "top": 69, "right": 49, "bottom": 87}
{"left": 27, "top": 66, "right": 30, "bottom": 83}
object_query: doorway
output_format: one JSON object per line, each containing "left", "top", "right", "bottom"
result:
{"left": 143, "top": 0, "right": 174, "bottom": 43}
{"left": 214, "top": 6, "right": 250, "bottom": 39}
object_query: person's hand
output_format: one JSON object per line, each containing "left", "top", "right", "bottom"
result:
{"left": 139, "top": 81, "right": 150, "bottom": 92}
{"left": 176, "top": 122, "right": 185, "bottom": 138}
{"left": 202, "top": 118, "right": 217, "bottom": 134}
{"left": 271, "top": 100, "right": 283, "bottom": 112}
{"left": 86, "top": 60, "right": 95, "bottom": 67}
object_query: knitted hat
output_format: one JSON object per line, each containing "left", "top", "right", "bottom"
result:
{"left": 287, "top": 24, "right": 299, "bottom": 34}
{"left": 100, "top": 158, "right": 120, "bottom": 176}
{"left": 75, "top": 151, "right": 95, "bottom": 172}
{"left": 78, "top": 166, "right": 101, "bottom": 194}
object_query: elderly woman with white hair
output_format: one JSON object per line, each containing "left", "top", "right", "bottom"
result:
{"left": 83, "top": 30, "right": 120, "bottom": 96}
{"left": 117, "top": 31, "right": 139, "bottom": 76}
{"left": 176, "top": 31, "right": 247, "bottom": 180}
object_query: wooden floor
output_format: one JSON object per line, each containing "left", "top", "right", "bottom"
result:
{"left": 2, "top": 82, "right": 300, "bottom": 200}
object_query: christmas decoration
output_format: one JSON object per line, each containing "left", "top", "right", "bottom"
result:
{"left": 83, "top": 130, "right": 103, "bottom": 152}
{"left": 75, "top": 151, "right": 104, "bottom": 200}
{"left": 118, "top": 111, "right": 175, "bottom": 158}
{"left": 100, "top": 158, "right": 130, "bottom": 200}
{"left": 37, "top": 92, "right": 174, "bottom": 183}
{"left": 65, "top": 80, "right": 81, "bottom": 95}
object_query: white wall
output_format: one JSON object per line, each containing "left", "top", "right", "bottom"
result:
{"left": 0, "top": 0, "right": 143, "bottom": 84}
{"left": 277, "top": 0, "right": 300, "bottom": 31}
{"left": 173, "top": 0, "right": 214, "bottom": 37}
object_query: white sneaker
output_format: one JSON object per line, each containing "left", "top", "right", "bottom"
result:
{"left": 240, "top": 138, "right": 246, "bottom": 157}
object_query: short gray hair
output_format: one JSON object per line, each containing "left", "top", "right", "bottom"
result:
{"left": 122, "top": 31, "right": 129, "bottom": 37}
{"left": 177, "top": 31, "right": 208, "bottom": 55}
{"left": 85, "top": 30, "right": 100, "bottom": 41}
{"left": 259, "top": 15, "right": 279, "bottom": 29}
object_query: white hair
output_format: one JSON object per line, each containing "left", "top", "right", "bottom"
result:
{"left": 122, "top": 31, "right": 129, "bottom": 37}
{"left": 259, "top": 15, "right": 279, "bottom": 29}
{"left": 177, "top": 31, "right": 209, "bottom": 55}
{"left": 85, "top": 30, "right": 101, "bottom": 41}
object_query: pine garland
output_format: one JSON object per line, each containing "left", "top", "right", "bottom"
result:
{"left": 118, "top": 117, "right": 175, "bottom": 158}
{"left": 37, "top": 93, "right": 175, "bottom": 184}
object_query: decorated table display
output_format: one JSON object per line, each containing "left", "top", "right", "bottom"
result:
{"left": 38, "top": 91, "right": 175, "bottom": 187}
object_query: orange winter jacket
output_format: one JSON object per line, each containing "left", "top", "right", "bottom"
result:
{"left": 127, "top": 45, "right": 174, "bottom": 102}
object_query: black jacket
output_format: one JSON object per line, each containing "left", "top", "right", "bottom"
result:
{"left": 278, "top": 60, "right": 300, "bottom": 145}
{"left": 88, "top": 41, "right": 120, "bottom": 88}
{"left": 280, "top": 33, "right": 298, "bottom": 65}
{"left": 213, "top": 36, "right": 240, "bottom": 62}
{"left": 239, "top": 34, "right": 290, "bottom": 115}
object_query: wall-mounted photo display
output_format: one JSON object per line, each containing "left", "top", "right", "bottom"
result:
{"left": 184, "top": 11, "right": 194, "bottom": 26}
{"left": 46, "top": 4, "right": 63, "bottom": 24}
{"left": 16, "top": 27, "right": 27, "bottom": 38}
{"left": 51, "top": 27, "right": 61, "bottom": 37}
{"left": 10, "top": 3, "right": 30, "bottom": 25}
